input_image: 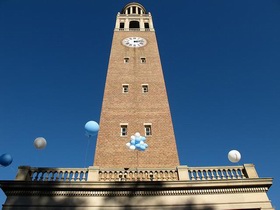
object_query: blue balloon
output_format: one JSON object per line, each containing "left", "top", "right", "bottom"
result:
{"left": 85, "top": 121, "right": 100, "bottom": 137}
{"left": 140, "top": 136, "right": 146, "bottom": 141}
{"left": 140, "top": 145, "right": 146, "bottom": 150}
{"left": 138, "top": 147, "right": 145, "bottom": 151}
{"left": 130, "top": 139, "right": 136, "bottom": 145}
{"left": 135, "top": 136, "right": 141, "bottom": 141}
{"left": 0, "top": 153, "right": 13, "bottom": 167}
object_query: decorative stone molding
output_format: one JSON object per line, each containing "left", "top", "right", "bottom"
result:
{"left": 5, "top": 187, "right": 269, "bottom": 197}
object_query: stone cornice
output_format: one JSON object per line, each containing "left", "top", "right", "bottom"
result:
{"left": 3, "top": 187, "right": 269, "bottom": 197}
{"left": 0, "top": 178, "right": 273, "bottom": 197}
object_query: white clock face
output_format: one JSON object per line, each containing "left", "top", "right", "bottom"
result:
{"left": 122, "top": 37, "right": 147, "bottom": 48}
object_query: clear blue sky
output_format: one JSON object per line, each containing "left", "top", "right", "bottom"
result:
{"left": 0, "top": 0, "right": 279, "bottom": 207}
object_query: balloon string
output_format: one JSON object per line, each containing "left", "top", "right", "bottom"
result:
{"left": 10, "top": 165, "right": 16, "bottom": 172}
{"left": 137, "top": 151, "right": 139, "bottom": 172}
{"left": 84, "top": 138, "right": 90, "bottom": 168}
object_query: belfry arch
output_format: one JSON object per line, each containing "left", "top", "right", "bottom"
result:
{"left": 129, "top": 20, "right": 140, "bottom": 29}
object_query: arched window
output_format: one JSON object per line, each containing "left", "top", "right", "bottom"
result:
{"left": 129, "top": 21, "right": 140, "bottom": 29}
{"left": 144, "top": 23, "right": 149, "bottom": 29}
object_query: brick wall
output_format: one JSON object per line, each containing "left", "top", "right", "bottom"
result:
{"left": 94, "top": 31, "right": 180, "bottom": 168}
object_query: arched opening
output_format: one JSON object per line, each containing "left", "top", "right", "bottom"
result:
{"left": 144, "top": 23, "right": 149, "bottom": 29}
{"left": 129, "top": 21, "right": 140, "bottom": 29}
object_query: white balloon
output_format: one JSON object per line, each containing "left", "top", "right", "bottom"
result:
{"left": 126, "top": 142, "right": 131, "bottom": 148}
{"left": 135, "top": 132, "right": 140, "bottom": 137}
{"left": 228, "top": 150, "right": 241, "bottom": 163}
{"left": 131, "top": 135, "right": 135, "bottom": 140}
{"left": 129, "top": 145, "right": 136, "bottom": 150}
{"left": 34, "top": 137, "right": 47, "bottom": 149}
{"left": 140, "top": 141, "right": 144, "bottom": 145}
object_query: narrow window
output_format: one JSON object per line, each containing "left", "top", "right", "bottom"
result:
{"left": 132, "top": 6, "right": 136, "bottom": 14}
{"left": 140, "top": 57, "right": 146, "bottom": 63}
{"left": 144, "top": 125, "right": 152, "bottom": 136}
{"left": 142, "top": 84, "right": 148, "bottom": 93}
{"left": 121, "top": 125, "right": 128, "bottom": 136}
{"left": 120, "top": 22, "right": 124, "bottom": 29}
{"left": 122, "top": 84, "right": 129, "bottom": 93}
{"left": 124, "top": 57, "right": 129, "bottom": 63}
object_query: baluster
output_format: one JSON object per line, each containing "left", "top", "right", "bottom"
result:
{"left": 65, "top": 171, "right": 69, "bottom": 181}
{"left": 74, "top": 171, "right": 78, "bottom": 181}
{"left": 56, "top": 171, "right": 61, "bottom": 181}
{"left": 43, "top": 171, "right": 48, "bottom": 181}
{"left": 227, "top": 169, "right": 233, "bottom": 179}
{"left": 39, "top": 172, "right": 44, "bottom": 181}
{"left": 207, "top": 169, "right": 213, "bottom": 180}
{"left": 215, "top": 169, "right": 220, "bottom": 180}
{"left": 194, "top": 170, "right": 198, "bottom": 180}
{"left": 221, "top": 169, "right": 226, "bottom": 179}
{"left": 237, "top": 169, "right": 244, "bottom": 179}
{"left": 123, "top": 171, "right": 127, "bottom": 181}
{"left": 211, "top": 169, "right": 216, "bottom": 180}
{"left": 189, "top": 170, "right": 195, "bottom": 180}
{"left": 129, "top": 171, "right": 133, "bottom": 181}
{"left": 147, "top": 171, "right": 150, "bottom": 181}
{"left": 201, "top": 170, "right": 206, "bottom": 180}
{"left": 118, "top": 171, "right": 122, "bottom": 181}
{"left": 49, "top": 171, "right": 54, "bottom": 181}
{"left": 108, "top": 171, "right": 112, "bottom": 181}
{"left": 79, "top": 171, "right": 83, "bottom": 181}
{"left": 159, "top": 171, "right": 164, "bottom": 181}
{"left": 112, "top": 171, "right": 116, "bottom": 181}
{"left": 174, "top": 171, "right": 178, "bottom": 180}
{"left": 154, "top": 171, "right": 158, "bottom": 181}
{"left": 163, "top": 171, "right": 167, "bottom": 181}
{"left": 104, "top": 171, "right": 108, "bottom": 181}
{"left": 168, "top": 171, "right": 172, "bottom": 180}
{"left": 135, "top": 171, "right": 139, "bottom": 180}
{"left": 85, "top": 171, "right": 88, "bottom": 181}
{"left": 70, "top": 171, "right": 74, "bottom": 181}
{"left": 33, "top": 171, "right": 39, "bottom": 181}
{"left": 138, "top": 171, "right": 142, "bottom": 181}
{"left": 240, "top": 168, "right": 245, "bottom": 179}
{"left": 99, "top": 171, "right": 104, "bottom": 181}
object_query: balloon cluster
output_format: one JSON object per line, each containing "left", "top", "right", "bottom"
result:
{"left": 0, "top": 153, "right": 13, "bottom": 167}
{"left": 228, "top": 150, "right": 241, "bottom": 163}
{"left": 126, "top": 132, "right": 148, "bottom": 151}
{"left": 85, "top": 121, "right": 100, "bottom": 137}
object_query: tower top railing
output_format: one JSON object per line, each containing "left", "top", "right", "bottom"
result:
{"left": 15, "top": 164, "right": 259, "bottom": 182}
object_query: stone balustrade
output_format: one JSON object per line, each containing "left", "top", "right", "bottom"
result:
{"left": 98, "top": 169, "right": 178, "bottom": 181}
{"left": 187, "top": 166, "right": 245, "bottom": 180}
{"left": 16, "top": 167, "right": 88, "bottom": 181}
{"left": 15, "top": 164, "right": 258, "bottom": 182}
{"left": 115, "top": 28, "right": 152, "bottom": 32}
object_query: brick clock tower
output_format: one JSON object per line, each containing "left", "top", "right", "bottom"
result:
{"left": 94, "top": 2, "right": 179, "bottom": 168}
{"left": 0, "top": 3, "right": 274, "bottom": 209}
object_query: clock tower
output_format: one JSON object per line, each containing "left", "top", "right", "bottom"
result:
{"left": 0, "top": 2, "right": 274, "bottom": 209}
{"left": 94, "top": 2, "right": 180, "bottom": 168}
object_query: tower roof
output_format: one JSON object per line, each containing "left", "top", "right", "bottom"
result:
{"left": 121, "top": 2, "right": 147, "bottom": 14}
